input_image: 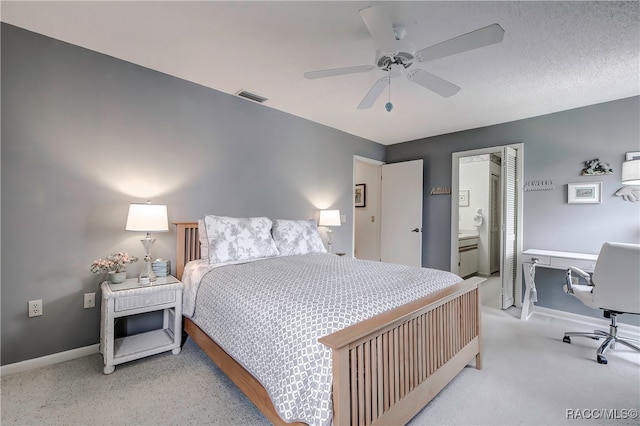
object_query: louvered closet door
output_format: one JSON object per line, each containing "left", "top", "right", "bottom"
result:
{"left": 501, "top": 146, "right": 517, "bottom": 309}
{"left": 490, "top": 172, "right": 501, "bottom": 274}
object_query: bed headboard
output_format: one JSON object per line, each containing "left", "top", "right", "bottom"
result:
{"left": 174, "top": 222, "right": 201, "bottom": 280}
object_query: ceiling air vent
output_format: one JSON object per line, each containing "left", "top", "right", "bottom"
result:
{"left": 236, "top": 90, "right": 268, "bottom": 103}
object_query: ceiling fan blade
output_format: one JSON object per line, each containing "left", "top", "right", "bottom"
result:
{"left": 415, "top": 23, "right": 505, "bottom": 62}
{"left": 359, "top": 6, "right": 398, "bottom": 54}
{"left": 304, "top": 65, "right": 375, "bottom": 80}
{"left": 407, "top": 69, "right": 460, "bottom": 98}
{"left": 357, "top": 77, "right": 389, "bottom": 110}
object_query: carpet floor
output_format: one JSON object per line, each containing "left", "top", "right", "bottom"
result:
{"left": 2, "top": 299, "right": 639, "bottom": 425}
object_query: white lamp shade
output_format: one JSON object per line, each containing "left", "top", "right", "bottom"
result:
{"left": 125, "top": 203, "right": 169, "bottom": 232}
{"left": 319, "top": 209, "right": 341, "bottom": 227}
{"left": 622, "top": 159, "right": 640, "bottom": 185}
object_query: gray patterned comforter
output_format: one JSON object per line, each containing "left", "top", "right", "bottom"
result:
{"left": 186, "top": 253, "right": 462, "bottom": 425}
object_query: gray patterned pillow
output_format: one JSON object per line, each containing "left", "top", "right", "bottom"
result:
{"left": 204, "top": 215, "right": 280, "bottom": 265}
{"left": 271, "top": 219, "right": 327, "bottom": 256}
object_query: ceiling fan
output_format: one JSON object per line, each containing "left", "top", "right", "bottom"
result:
{"left": 304, "top": 5, "right": 504, "bottom": 111}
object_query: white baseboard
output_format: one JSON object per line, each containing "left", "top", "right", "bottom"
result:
{"left": 1, "top": 344, "right": 100, "bottom": 377}
{"left": 534, "top": 306, "right": 640, "bottom": 337}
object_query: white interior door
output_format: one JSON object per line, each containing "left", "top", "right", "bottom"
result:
{"left": 381, "top": 160, "right": 423, "bottom": 267}
{"left": 501, "top": 146, "right": 517, "bottom": 308}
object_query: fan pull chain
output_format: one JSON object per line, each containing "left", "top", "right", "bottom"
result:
{"left": 385, "top": 75, "right": 393, "bottom": 112}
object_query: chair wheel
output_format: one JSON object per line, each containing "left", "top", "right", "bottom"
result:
{"left": 597, "top": 355, "right": 608, "bottom": 364}
{"left": 563, "top": 336, "right": 571, "bottom": 344}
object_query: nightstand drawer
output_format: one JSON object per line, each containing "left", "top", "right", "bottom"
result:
{"left": 115, "top": 291, "right": 176, "bottom": 311}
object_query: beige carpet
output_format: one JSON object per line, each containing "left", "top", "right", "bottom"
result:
{"left": 2, "top": 301, "right": 639, "bottom": 425}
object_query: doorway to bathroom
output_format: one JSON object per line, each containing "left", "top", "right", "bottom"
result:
{"left": 450, "top": 144, "right": 523, "bottom": 310}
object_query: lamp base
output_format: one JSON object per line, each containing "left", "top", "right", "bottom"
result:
{"left": 138, "top": 234, "right": 157, "bottom": 285}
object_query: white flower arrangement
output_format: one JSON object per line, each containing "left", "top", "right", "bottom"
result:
{"left": 90, "top": 252, "right": 138, "bottom": 274}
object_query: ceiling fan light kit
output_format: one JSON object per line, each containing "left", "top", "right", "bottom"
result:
{"left": 304, "top": 5, "right": 505, "bottom": 112}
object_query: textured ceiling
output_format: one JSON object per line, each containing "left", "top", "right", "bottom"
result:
{"left": 2, "top": 1, "right": 639, "bottom": 145}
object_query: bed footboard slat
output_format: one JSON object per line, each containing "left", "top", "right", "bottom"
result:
{"left": 320, "top": 277, "right": 483, "bottom": 426}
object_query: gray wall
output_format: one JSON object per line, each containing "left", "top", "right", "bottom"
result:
{"left": 387, "top": 96, "right": 640, "bottom": 324}
{"left": 1, "top": 24, "right": 385, "bottom": 365}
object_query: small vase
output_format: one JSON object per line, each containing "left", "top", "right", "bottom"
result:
{"left": 108, "top": 271, "right": 127, "bottom": 284}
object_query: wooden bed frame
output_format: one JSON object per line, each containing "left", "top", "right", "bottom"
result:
{"left": 175, "top": 222, "right": 483, "bottom": 426}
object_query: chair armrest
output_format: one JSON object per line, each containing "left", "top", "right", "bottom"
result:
{"left": 570, "top": 266, "right": 591, "bottom": 282}
{"left": 565, "top": 267, "right": 592, "bottom": 293}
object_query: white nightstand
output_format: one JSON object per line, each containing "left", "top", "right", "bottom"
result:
{"left": 100, "top": 275, "right": 183, "bottom": 374}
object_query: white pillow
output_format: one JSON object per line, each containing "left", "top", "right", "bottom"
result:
{"left": 271, "top": 219, "right": 327, "bottom": 256}
{"left": 204, "top": 215, "right": 279, "bottom": 265}
{"left": 197, "top": 219, "right": 209, "bottom": 262}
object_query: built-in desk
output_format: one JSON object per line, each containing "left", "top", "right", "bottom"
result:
{"left": 520, "top": 249, "right": 598, "bottom": 320}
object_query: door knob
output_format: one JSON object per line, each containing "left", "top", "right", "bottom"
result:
{"left": 411, "top": 228, "right": 421, "bottom": 233}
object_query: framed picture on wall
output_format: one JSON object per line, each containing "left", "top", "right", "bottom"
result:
{"left": 626, "top": 151, "right": 640, "bottom": 161}
{"left": 459, "top": 189, "right": 470, "bottom": 207}
{"left": 568, "top": 182, "right": 602, "bottom": 204}
{"left": 355, "top": 184, "right": 366, "bottom": 208}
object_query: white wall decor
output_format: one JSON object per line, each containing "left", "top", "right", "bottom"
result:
{"left": 430, "top": 186, "right": 451, "bottom": 195}
{"left": 524, "top": 179, "right": 555, "bottom": 191}
{"left": 581, "top": 159, "right": 612, "bottom": 176}
{"left": 568, "top": 182, "right": 602, "bottom": 204}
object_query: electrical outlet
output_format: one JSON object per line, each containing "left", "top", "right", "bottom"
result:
{"left": 84, "top": 292, "right": 96, "bottom": 309}
{"left": 28, "top": 299, "right": 43, "bottom": 317}
{"left": 571, "top": 276, "right": 579, "bottom": 286}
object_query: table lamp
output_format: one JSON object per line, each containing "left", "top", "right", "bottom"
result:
{"left": 622, "top": 159, "right": 640, "bottom": 185}
{"left": 319, "top": 209, "right": 341, "bottom": 253}
{"left": 126, "top": 202, "right": 169, "bottom": 284}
